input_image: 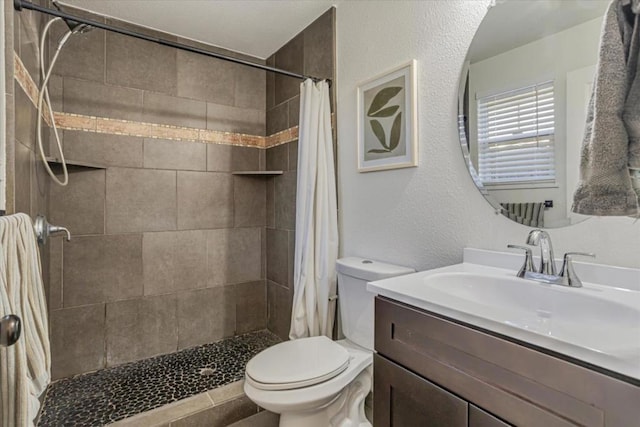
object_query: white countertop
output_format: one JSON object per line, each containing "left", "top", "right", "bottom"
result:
{"left": 366, "top": 248, "right": 640, "bottom": 382}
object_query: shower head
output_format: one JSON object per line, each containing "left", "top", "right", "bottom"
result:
{"left": 52, "top": 0, "right": 94, "bottom": 34}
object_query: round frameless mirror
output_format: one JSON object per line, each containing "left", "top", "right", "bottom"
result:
{"left": 458, "top": 0, "right": 610, "bottom": 228}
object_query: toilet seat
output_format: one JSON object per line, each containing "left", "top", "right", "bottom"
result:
{"left": 245, "top": 336, "right": 350, "bottom": 391}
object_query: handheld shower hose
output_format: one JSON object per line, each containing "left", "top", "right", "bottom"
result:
{"left": 38, "top": 17, "right": 72, "bottom": 186}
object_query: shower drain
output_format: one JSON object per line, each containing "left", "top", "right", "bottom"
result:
{"left": 199, "top": 367, "right": 216, "bottom": 376}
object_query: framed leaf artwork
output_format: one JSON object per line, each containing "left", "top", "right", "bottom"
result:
{"left": 357, "top": 60, "right": 418, "bottom": 172}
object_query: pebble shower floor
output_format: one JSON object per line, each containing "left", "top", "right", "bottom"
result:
{"left": 36, "top": 331, "right": 280, "bottom": 426}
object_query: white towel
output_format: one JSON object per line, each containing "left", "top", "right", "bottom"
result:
{"left": 0, "top": 213, "right": 51, "bottom": 427}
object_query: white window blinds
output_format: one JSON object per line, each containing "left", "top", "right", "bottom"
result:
{"left": 477, "top": 81, "right": 555, "bottom": 185}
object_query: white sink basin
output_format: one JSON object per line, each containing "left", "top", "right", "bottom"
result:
{"left": 367, "top": 261, "right": 640, "bottom": 381}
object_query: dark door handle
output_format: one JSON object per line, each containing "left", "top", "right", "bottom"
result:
{"left": 0, "top": 314, "right": 21, "bottom": 347}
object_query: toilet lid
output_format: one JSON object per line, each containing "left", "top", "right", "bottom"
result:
{"left": 245, "top": 336, "right": 350, "bottom": 391}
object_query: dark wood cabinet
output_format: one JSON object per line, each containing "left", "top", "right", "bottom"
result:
{"left": 374, "top": 354, "right": 468, "bottom": 427}
{"left": 374, "top": 296, "right": 640, "bottom": 427}
{"left": 469, "top": 406, "right": 510, "bottom": 427}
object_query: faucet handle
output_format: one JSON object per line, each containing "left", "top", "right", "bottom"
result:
{"left": 559, "top": 252, "right": 595, "bottom": 287}
{"left": 507, "top": 244, "right": 535, "bottom": 277}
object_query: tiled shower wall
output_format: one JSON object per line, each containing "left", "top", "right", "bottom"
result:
{"left": 265, "top": 9, "right": 336, "bottom": 340}
{"left": 4, "top": 1, "right": 335, "bottom": 378}
{"left": 4, "top": 0, "right": 49, "bottom": 223}
{"left": 4, "top": 0, "right": 52, "bottom": 315}
{"left": 44, "top": 7, "right": 269, "bottom": 379}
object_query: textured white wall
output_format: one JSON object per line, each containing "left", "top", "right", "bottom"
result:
{"left": 335, "top": 0, "right": 640, "bottom": 270}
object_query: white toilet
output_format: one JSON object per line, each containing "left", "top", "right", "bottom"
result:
{"left": 244, "top": 257, "right": 414, "bottom": 427}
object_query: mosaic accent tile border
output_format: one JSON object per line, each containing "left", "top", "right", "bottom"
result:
{"left": 37, "top": 331, "right": 280, "bottom": 427}
{"left": 14, "top": 54, "right": 53, "bottom": 126}
{"left": 13, "top": 53, "right": 301, "bottom": 149}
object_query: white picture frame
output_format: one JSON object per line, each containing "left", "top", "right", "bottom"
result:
{"left": 357, "top": 59, "right": 418, "bottom": 172}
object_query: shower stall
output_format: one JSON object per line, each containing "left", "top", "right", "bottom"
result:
{"left": 3, "top": 0, "right": 336, "bottom": 424}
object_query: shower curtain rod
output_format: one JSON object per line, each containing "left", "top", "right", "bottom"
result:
{"left": 13, "top": 0, "right": 331, "bottom": 85}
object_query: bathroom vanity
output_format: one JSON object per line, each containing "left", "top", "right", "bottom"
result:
{"left": 369, "top": 250, "right": 640, "bottom": 427}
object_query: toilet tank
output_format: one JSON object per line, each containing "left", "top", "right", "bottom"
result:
{"left": 336, "top": 257, "right": 414, "bottom": 351}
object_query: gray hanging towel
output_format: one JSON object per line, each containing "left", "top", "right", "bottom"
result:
{"left": 572, "top": 0, "right": 640, "bottom": 216}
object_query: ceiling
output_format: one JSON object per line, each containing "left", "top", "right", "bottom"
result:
{"left": 60, "top": 0, "right": 335, "bottom": 59}
{"left": 469, "top": 0, "right": 610, "bottom": 63}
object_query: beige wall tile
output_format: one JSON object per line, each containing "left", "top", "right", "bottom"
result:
{"left": 177, "top": 286, "right": 235, "bottom": 349}
{"left": 206, "top": 144, "right": 234, "bottom": 172}
{"left": 48, "top": 236, "right": 63, "bottom": 311}
{"left": 170, "top": 397, "right": 257, "bottom": 427}
{"left": 236, "top": 281, "right": 266, "bottom": 334}
{"left": 144, "top": 139, "right": 206, "bottom": 171}
{"left": 288, "top": 141, "right": 298, "bottom": 171}
{"left": 207, "top": 381, "right": 244, "bottom": 405}
{"left": 106, "top": 294, "right": 177, "bottom": 366}
{"left": 63, "top": 77, "right": 144, "bottom": 121}
{"left": 106, "top": 168, "right": 177, "bottom": 233}
{"left": 47, "top": 74, "right": 63, "bottom": 111}
{"left": 49, "top": 169, "right": 105, "bottom": 235}
{"left": 49, "top": 13, "right": 106, "bottom": 83}
{"left": 106, "top": 32, "right": 177, "bottom": 94}
{"left": 303, "top": 9, "right": 335, "bottom": 80}
{"left": 50, "top": 304, "right": 105, "bottom": 379}
{"left": 233, "top": 176, "right": 266, "bottom": 227}
{"left": 63, "top": 234, "right": 143, "bottom": 307}
{"left": 266, "top": 102, "right": 288, "bottom": 136}
{"left": 228, "top": 411, "right": 279, "bottom": 427}
{"left": 206, "top": 103, "right": 265, "bottom": 136}
{"left": 14, "top": 140, "right": 31, "bottom": 215}
{"left": 177, "top": 171, "right": 233, "bottom": 230}
{"left": 17, "top": 9, "right": 40, "bottom": 85}
{"left": 231, "top": 146, "right": 262, "bottom": 172}
{"left": 266, "top": 178, "right": 275, "bottom": 228}
{"left": 265, "top": 144, "right": 288, "bottom": 172}
{"left": 142, "top": 92, "right": 206, "bottom": 129}
{"left": 30, "top": 147, "right": 47, "bottom": 218}
{"left": 234, "top": 66, "right": 266, "bottom": 111}
{"left": 274, "top": 171, "right": 297, "bottom": 231}
{"left": 288, "top": 231, "right": 295, "bottom": 290}
{"left": 267, "top": 281, "right": 293, "bottom": 341}
{"left": 176, "top": 50, "right": 235, "bottom": 105}
{"left": 287, "top": 96, "right": 300, "bottom": 129}
{"left": 109, "top": 393, "right": 213, "bottom": 427}
{"left": 274, "top": 33, "right": 303, "bottom": 106}
{"left": 15, "top": 85, "right": 36, "bottom": 149}
{"left": 266, "top": 228, "right": 289, "bottom": 288}
{"left": 143, "top": 230, "right": 207, "bottom": 296}
{"left": 206, "top": 145, "right": 261, "bottom": 172}
{"left": 207, "top": 228, "right": 262, "bottom": 286}
{"left": 266, "top": 55, "right": 275, "bottom": 111}
{"left": 63, "top": 131, "right": 144, "bottom": 168}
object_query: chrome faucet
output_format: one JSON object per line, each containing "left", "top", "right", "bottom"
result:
{"left": 526, "top": 229, "right": 556, "bottom": 275}
{"left": 507, "top": 229, "right": 596, "bottom": 288}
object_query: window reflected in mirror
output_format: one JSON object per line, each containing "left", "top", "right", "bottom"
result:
{"left": 459, "top": 0, "right": 610, "bottom": 228}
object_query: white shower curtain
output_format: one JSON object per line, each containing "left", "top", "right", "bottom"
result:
{"left": 289, "top": 79, "right": 338, "bottom": 339}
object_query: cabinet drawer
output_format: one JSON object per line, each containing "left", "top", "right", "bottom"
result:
{"left": 375, "top": 297, "right": 639, "bottom": 427}
{"left": 374, "top": 354, "right": 468, "bottom": 427}
{"left": 469, "top": 405, "right": 511, "bottom": 427}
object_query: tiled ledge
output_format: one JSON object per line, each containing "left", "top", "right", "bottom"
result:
{"left": 13, "top": 53, "right": 298, "bottom": 149}
{"left": 107, "top": 381, "right": 258, "bottom": 427}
